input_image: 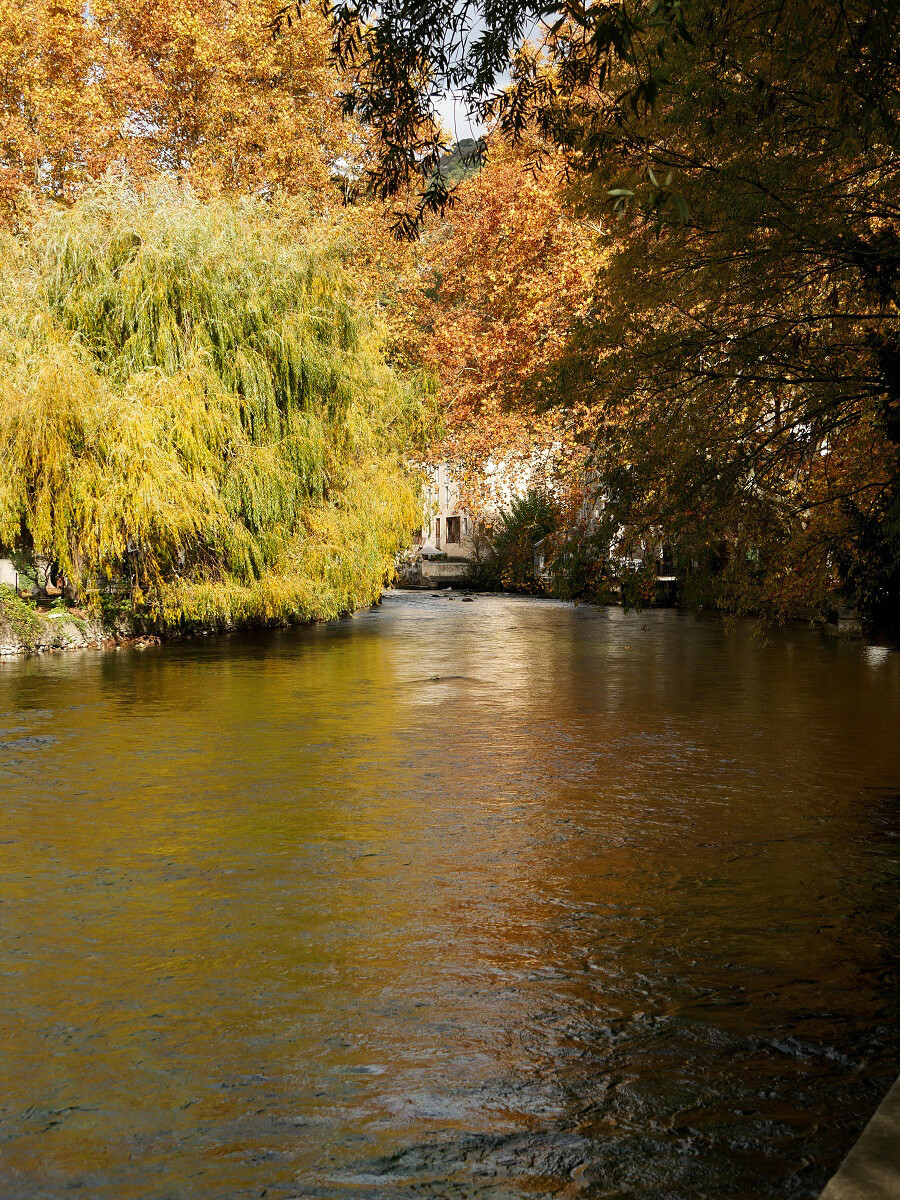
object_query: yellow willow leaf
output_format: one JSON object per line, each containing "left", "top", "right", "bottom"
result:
{"left": 0, "top": 183, "right": 425, "bottom": 627}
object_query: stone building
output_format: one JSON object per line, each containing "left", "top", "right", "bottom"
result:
{"left": 420, "top": 463, "right": 476, "bottom": 559}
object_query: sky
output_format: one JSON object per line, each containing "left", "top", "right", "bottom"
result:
{"left": 434, "top": 91, "right": 488, "bottom": 143}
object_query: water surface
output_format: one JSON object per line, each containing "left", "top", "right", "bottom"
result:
{"left": 0, "top": 592, "right": 898, "bottom": 1199}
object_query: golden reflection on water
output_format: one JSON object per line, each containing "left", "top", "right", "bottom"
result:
{"left": 0, "top": 593, "right": 898, "bottom": 1199}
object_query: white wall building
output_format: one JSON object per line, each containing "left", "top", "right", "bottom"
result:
{"left": 420, "top": 463, "right": 476, "bottom": 559}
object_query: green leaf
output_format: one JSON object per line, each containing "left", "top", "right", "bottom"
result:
{"left": 671, "top": 193, "right": 690, "bottom": 222}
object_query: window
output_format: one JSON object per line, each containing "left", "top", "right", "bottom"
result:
{"left": 446, "top": 516, "right": 461, "bottom": 544}
{"left": 435, "top": 517, "right": 441, "bottom": 546}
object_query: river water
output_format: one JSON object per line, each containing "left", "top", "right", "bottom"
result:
{"left": 0, "top": 591, "right": 898, "bottom": 1200}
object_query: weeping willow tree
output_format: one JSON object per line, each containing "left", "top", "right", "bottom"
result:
{"left": 0, "top": 185, "right": 424, "bottom": 627}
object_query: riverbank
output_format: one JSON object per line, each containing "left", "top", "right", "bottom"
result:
{"left": 0, "top": 582, "right": 335, "bottom": 658}
{"left": 819, "top": 1074, "right": 900, "bottom": 1199}
{"left": 0, "top": 586, "right": 135, "bottom": 657}
{"left": 1, "top": 580, "right": 888, "bottom": 659}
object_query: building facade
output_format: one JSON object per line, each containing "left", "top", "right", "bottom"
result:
{"left": 421, "top": 463, "right": 476, "bottom": 559}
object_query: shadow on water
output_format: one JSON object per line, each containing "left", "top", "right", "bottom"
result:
{"left": 0, "top": 593, "right": 897, "bottom": 1199}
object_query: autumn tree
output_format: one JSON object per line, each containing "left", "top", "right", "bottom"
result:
{"left": 309, "top": 0, "right": 900, "bottom": 625}
{"left": 0, "top": 2, "right": 434, "bottom": 629}
{"left": 102, "top": 0, "right": 356, "bottom": 196}
{"left": 0, "top": 185, "right": 422, "bottom": 625}
{"left": 0, "top": 0, "right": 116, "bottom": 204}
{"left": 0, "top": 0, "right": 355, "bottom": 209}
{"left": 532, "top": 2, "right": 900, "bottom": 624}
{"left": 400, "top": 138, "right": 598, "bottom": 515}
{"left": 270, "top": 0, "right": 697, "bottom": 230}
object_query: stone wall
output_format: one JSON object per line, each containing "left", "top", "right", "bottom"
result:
{"left": 420, "top": 561, "right": 472, "bottom": 585}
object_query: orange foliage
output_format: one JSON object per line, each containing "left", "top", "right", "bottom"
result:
{"left": 402, "top": 140, "right": 602, "bottom": 509}
{"left": 0, "top": 0, "right": 351, "bottom": 208}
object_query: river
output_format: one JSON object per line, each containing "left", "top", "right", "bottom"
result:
{"left": 0, "top": 591, "right": 898, "bottom": 1199}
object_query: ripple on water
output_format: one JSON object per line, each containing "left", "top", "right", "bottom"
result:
{"left": 0, "top": 593, "right": 897, "bottom": 1200}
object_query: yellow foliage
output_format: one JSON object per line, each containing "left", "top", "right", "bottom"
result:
{"left": 0, "top": 184, "right": 422, "bottom": 627}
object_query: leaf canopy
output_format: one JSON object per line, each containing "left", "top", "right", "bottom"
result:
{"left": 0, "top": 185, "right": 423, "bottom": 626}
